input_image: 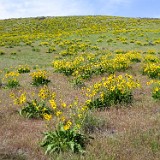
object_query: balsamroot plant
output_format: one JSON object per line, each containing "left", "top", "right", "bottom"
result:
{"left": 30, "top": 70, "right": 50, "bottom": 86}
{"left": 85, "top": 74, "right": 141, "bottom": 109}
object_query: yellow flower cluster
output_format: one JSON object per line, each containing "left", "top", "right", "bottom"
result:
{"left": 53, "top": 52, "right": 132, "bottom": 80}
{"left": 53, "top": 56, "right": 85, "bottom": 76}
{"left": 49, "top": 99, "right": 57, "bottom": 110}
{"left": 48, "top": 97, "right": 88, "bottom": 131}
{"left": 30, "top": 70, "right": 48, "bottom": 79}
{"left": 5, "top": 71, "right": 19, "bottom": 78}
{"left": 125, "top": 51, "right": 142, "bottom": 62}
{"left": 10, "top": 87, "right": 55, "bottom": 119}
{"left": 39, "top": 41, "right": 49, "bottom": 46}
{"left": 111, "top": 54, "right": 131, "bottom": 71}
{"left": 149, "top": 80, "right": 160, "bottom": 100}
{"left": 146, "top": 49, "right": 156, "bottom": 54}
{"left": 88, "top": 74, "right": 140, "bottom": 97}
{"left": 143, "top": 54, "right": 159, "bottom": 63}
{"left": 9, "top": 84, "right": 86, "bottom": 130}
{"left": 38, "top": 86, "right": 52, "bottom": 100}
{"left": 57, "top": 39, "right": 97, "bottom": 56}
{"left": 17, "top": 65, "right": 30, "bottom": 73}
{"left": 10, "top": 92, "right": 26, "bottom": 105}
{"left": 143, "top": 63, "right": 160, "bottom": 79}
{"left": 30, "top": 70, "right": 50, "bottom": 85}
{"left": 85, "top": 74, "right": 140, "bottom": 108}
{"left": 1, "top": 16, "right": 159, "bottom": 48}
{"left": 43, "top": 113, "right": 52, "bottom": 121}
{"left": 3, "top": 71, "right": 20, "bottom": 88}
{"left": 63, "top": 120, "right": 72, "bottom": 130}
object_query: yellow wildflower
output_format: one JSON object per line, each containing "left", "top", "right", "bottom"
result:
{"left": 43, "top": 113, "right": 52, "bottom": 121}
{"left": 61, "top": 102, "right": 67, "bottom": 108}
{"left": 49, "top": 99, "right": 57, "bottom": 109}
{"left": 63, "top": 120, "right": 72, "bottom": 130}
{"left": 60, "top": 116, "right": 66, "bottom": 122}
{"left": 56, "top": 111, "right": 62, "bottom": 117}
{"left": 19, "top": 93, "right": 26, "bottom": 104}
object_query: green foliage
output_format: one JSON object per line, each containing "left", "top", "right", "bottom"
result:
{"left": 152, "top": 91, "right": 160, "bottom": 99}
{"left": 72, "top": 77, "right": 85, "bottom": 88}
{"left": 46, "top": 47, "right": 56, "bottom": 53}
{"left": 0, "top": 50, "right": 5, "bottom": 55}
{"left": 114, "top": 49, "right": 126, "bottom": 54}
{"left": 10, "top": 52, "right": 17, "bottom": 55}
{"left": 41, "top": 123, "right": 89, "bottom": 154}
{"left": 151, "top": 81, "right": 160, "bottom": 100}
{"left": 86, "top": 74, "right": 140, "bottom": 109}
{"left": 87, "top": 90, "right": 132, "bottom": 109}
{"left": 32, "top": 47, "right": 40, "bottom": 52}
{"left": 30, "top": 70, "right": 50, "bottom": 86}
{"left": 17, "top": 65, "right": 30, "bottom": 73}
{"left": 143, "top": 63, "right": 160, "bottom": 79}
{"left": 3, "top": 71, "right": 20, "bottom": 88}
{"left": 19, "top": 99, "right": 52, "bottom": 119}
{"left": 6, "top": 79, "right": 20, "bottom": 88}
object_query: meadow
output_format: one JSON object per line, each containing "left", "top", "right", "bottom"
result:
{"left": 0, "top": 16, "right": 160, "bottom": 160}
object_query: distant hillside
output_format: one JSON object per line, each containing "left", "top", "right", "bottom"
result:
{"left": 0, "top": 16, "right": 160, "bottom": 47}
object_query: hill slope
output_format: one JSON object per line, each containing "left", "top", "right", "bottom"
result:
{"left": 0, "top": 16, "right": 160, "bottom": 160}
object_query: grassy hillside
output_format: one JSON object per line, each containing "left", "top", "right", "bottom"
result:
{"left": 0, "top": 16, "right": 160, "bottom": 160}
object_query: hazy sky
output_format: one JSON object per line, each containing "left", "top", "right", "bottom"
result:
{"left": 0, "top": 0, "right": 160, "bottom": 19}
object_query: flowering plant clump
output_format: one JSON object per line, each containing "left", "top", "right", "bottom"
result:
{"left": 41, "top": 98, "right": 91, "bottom": 154}
{"left": 3, "top": 71, "right": 20, "bottom": 88}
{"left": 75, "top": 65, "right": 92, "bottom": 79}
{"left": 114, "top": 49, "right": 126, "bottom": 54}
{"left": 10, "top": 86, "right": 91, "bottom": 153}
{"left": 46, "top": 46, "right": 56, "bottom": 53}
{"left": 10, "top": 86, "right": 54, "bottom": 119}
{"left": 147, "top": 80, "right": 160, "bottom": 100}
{"left": 71, "top": 73, "right": 85, "bottom": 88}
{"left": 17, "top": 65, "right": 30, "bottom": 73}
{"left": 19, "top": 99, "right": 53, "bottom": 119}
{"left": 30, "top": 70, "right": 50, "bottom": 86}
{"left": 152, "top": 81, "right": 160, "bottom": 100}
{"left": 39, "top": 41, "right": 49, "bottom": 46}
{"left": 41, "top": 122, "right": 89, "bottom": 154}
{"left": 146, "top": 49, "right": 156, "bottom": 54}
{"left": 92, "top": 54, "right": 131, "bottom": 75}
{"left": 143, "top": 54, "right": 159, "bottom": 63}
{"left": 143, "top": 63, "right": 160, "bottom": 79}
{"left": 85, "top": 74, "right": 140, "bottom": 109}
{"left": 126, "top": 51, "right": 142, "bottom": 62}
{"left": 111, "top": 54, "right": 131, "bottom": 72}
{"left": 53, "top": 57, "right": 83, "bottom": 76}
{"left": 53, "top": 53, "right": 131, "bottom": 81}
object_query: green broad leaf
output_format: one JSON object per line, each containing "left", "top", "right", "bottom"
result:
{"left": 67, "top": 141, "right": 75, "bottom": 152}
{"left": 45, "top": 144, "right": 55, "bottom": 154}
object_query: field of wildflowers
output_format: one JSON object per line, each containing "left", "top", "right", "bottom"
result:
{"left": 0, "top": 16, "right": 160, "bottom": 159}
